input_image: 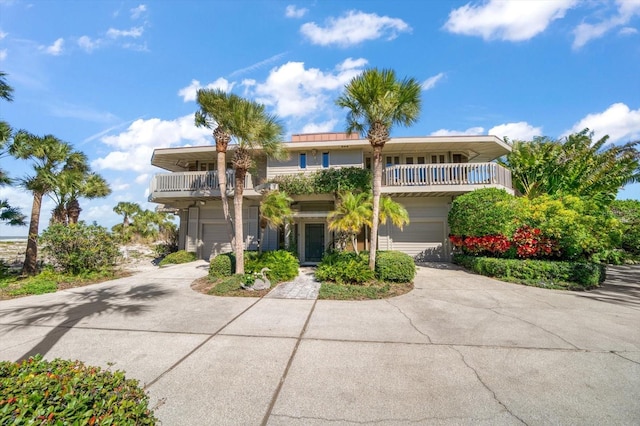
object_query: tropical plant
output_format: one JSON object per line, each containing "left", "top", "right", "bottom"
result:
{"left": 336, "top": 68, "right": 422, "bottom": 270}
{"left": 448, "top": 188, "right": 520, "bottom": 237}
{"left": 258, "top": 190, "right": 293, "bottom": 252}
{"left": 610, "top": 199, "right": 640, "bottom": 255}
{"left": 379, "top": 195, "right": 410, "bottom": 230}
{"left": 0, "top": 199, "right": 26, "bottom": 226}
{"left": 499, "top": 130, "right": 640, "bottom": 205}
{"left": 113, "top": 201, "right": 142, "bottom": 241}
{"left": 327, "top": 191, "right": 372, "bottom": 254}
{"left": 229, "top": 99, "right": 285, "bottom": 274}
{"left": 7, "top": 131, "right": 82, "bottom": 275}
{"left": 195, "top": 89, "right": 245, "bottom": 250}
{"left": 0, "top": 71, "right": 23, "bottom": 226}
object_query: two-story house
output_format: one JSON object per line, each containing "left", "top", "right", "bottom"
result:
{"left": 149, "top": 132, "right": 513, "bottom": 263}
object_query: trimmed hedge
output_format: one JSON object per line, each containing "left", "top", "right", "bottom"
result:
{"left": 245, "top": 250, "right": 299, "bottom": 283}
{"left": 375, "top": 251, "right": 416, "bottom": 282}
{"left": 209, "top": 252, "right": 236, "bottom": 278}
{"left": 315, "top": 251, "right": 374, "bottom": 285}
{"left": 453, "top": 254, "right": 605, "bottom": 290}
{"left": 0, "top": 355, "right": 156, "bottom": 424}
{"left": 158, "top": 250, "right": 196, "bottom": 266}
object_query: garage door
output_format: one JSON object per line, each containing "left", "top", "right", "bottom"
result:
{"left": 391, "top": 221, "right": 447, "bottom": 261}
{"left": 201, "top": 223, "right": 232, "bottom": 260}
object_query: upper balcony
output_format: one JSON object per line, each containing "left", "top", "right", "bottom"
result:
{"left": 149, "top": 162, "right": 513, "bottom": 203}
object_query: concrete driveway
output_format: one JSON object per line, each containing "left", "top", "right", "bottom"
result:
{"left": 1, "top": 262, "right": 638, "bottom": 425}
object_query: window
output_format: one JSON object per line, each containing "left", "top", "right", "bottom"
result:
{"left": 322, "top": 152, "right": 330, "bottom": 168}
{"left": 299, "top": 153, "right": 307, "bottom": 169}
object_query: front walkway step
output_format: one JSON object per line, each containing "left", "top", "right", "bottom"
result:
{"left": 265, "top": 267, "right": 320, "bottom": 299}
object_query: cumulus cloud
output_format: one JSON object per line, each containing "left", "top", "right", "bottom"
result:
{"left": 300, "top": 10, "right": 411, "bottom": 47}
{"left": 43, "top": 38, "right": 64, "bottom": 55}
{"left": 92, "top": 115, "right": 211, "bottom": 172}
{"left": 573, "top": 1, "right": 640, "bottom": 48}
{"left": 77, "top": 35, "right": 100, "bottom": 52}
{"left": 253, "top": 58, "right": 366, "bottom": 118}
{"left": 135, "top": 173, "right": 149, "bottom": 184}
{"left": 619, "top": 27, "right": 639, "bottom": 35}
{"left": 107, "top": 26, "right": 144, "bottom": 39}
{"left": 444, "top": 0, "right": 577, "bottom": 41}
{"left": 564, "top": 103, "right": 640, "bottom": 143}
{"left": 130, "top": 4, "right": 147, "bottom": 19}
{"left": 421, "top": 72, "right": 445, "bottom": 91}
{"left": 300, "top": 119, "right": 338, "bottom": 134}
{"left": 0, "top": 30, "right": 7, "bottom": 40}
{"left": 0, "top": 49, "right": 6, "bottom": 61}
{"left": 430, "top": 127, "right": 484, "bottom": 136}
{"left": 285, "top": 5, "right": 308, "bottom": 18}
{"left": 177, "top": 78, "right": 235, "bottom": 102}
{"left": 488, "top": 122, "right": 542, "bottom": 141}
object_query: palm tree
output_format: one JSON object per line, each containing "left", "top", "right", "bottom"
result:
{"left": 50, "top": 170, "right": 111, "bottom": 225}
{"left": 258, "top": 190, "right": 293, "bottom": 252}
{"left": 1, "top": 199, "right": 26, "bottom": 226}
{"left": 0, "top": 71, "right": 22, "bottom": 222}
{"left": 195, "top": 89, "right": 246, "bottom": 250}
{"left": 113, "top": 202, "right": 142, "bottom": 241}
{"left": 328, "top": 191, "right": 372, "bottom": 254}
{"left": 8, "top": 131, "right": 76, "bottom": 275}
{"left": 336, "top": 68, "right": 421, "bottom": 270}
{"left": 230, "top": 99, "right": 285, "bottom": 274}
{"left": 379, "top": 195, "right": 410, "bottom": 230}
{"left": 0, "top": 71, "right": 13, "bottom": 102}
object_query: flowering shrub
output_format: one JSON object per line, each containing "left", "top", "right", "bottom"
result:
{"left": 511, "top": 226, "right": 558, "bottom": 258}
{"left": 450, "top": 234, "right": 511, "bottom": 256}
{"left": 450, "top": 227, "right": 558, "bottom": 259}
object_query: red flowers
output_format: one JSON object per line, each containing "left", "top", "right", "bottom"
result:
{"left": 450, "top": 226, "right": 558, "bottom": 259}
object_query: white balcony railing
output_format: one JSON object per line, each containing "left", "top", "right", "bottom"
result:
{"left": 149, "top": 170, "right": 253, "bottom": 194}
{"left": 384, "top": 163, "right": 511, "bottom": 188}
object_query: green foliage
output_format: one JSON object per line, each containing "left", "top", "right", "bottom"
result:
{"left": 448, "top": 188, "right": 519, "bottom": 237}
{"left": 208, "top": 274, "right": 246, "bottom": 296}
{"left": 158, "top": 250, "right": 196, "bottom": 266}
{"left": 209, "top": 252, "right": 236, "bottom": 278}
{"left": 272, "top": 167, "right": 372, "bottom": 195}
{"left": 375, "top": 251, "right": 416, "bottom": 282}
{"left": 315, "top": 251, "right": 374, "bottom": 285}
{"left": 453, "top": 254, "right": 605, "bottom": 289}
{"left": 0, "top": 355, "right": 156, "bottom": 424}
{"left": 41, "top": 223, "right": 120, "bottom": 274}
{"left": 611, "top": 199, "right": 640, "bottom": 255}
{"left": 318, "top": 282, "right": 391, "bottom": 300}
{"left": 8, "top": 269, "right": 58, "bottom": 296}
{"left": 245, "top": 250, "right": 299, "bottom": 283}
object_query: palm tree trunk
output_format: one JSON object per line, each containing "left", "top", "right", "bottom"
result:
{"left": 22, "top": 191, "right": 43, "bottom": 275}
{"left": 233, "top": 167, "right": 246, "bottom": 274}
{"left": 216, "top": 150, "right": 235, "bottom": 252}
{"left": 369, "top": 147, "right": 383, "bottom": 270}
{"left": 66, "top": 199, "right": 81, "bottom": 224}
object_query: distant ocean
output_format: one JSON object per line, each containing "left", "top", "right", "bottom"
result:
{"left": 0, "top": 236, "right": 27, "bottom": 242}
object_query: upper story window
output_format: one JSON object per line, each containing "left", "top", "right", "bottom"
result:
{"left": 322, "top": 152, "right": 330, "bottom": 168}
{"left": 299, "top": 153, "right": 307, "bottom": 169}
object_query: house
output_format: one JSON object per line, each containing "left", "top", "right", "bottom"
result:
{"left": 149, "top": 132, "right": 513, "bottom": 263}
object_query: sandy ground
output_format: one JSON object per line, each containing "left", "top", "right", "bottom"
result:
{"left": 0, "top": 241, "right": 160, "bottom": 274}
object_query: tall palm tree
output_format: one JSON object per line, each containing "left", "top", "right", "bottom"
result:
{"left": 231, "top": 99, "right": 285, "bottom": 274}
{"left": 328, "top": 191, "right": 372, "bottom": 254}
{"left": 1, "top": 199, "right": 26, "bottom": 226}
{"left": 379, "top": 195, "right": 410, "bottom": 230}
{"left": 258, "top": 190, "right": 293, "bottom": 252}
{"left": 50, "top": 169, "right": 111, "bottom": 225}
{"left": 113, "top": 201, "right": 142, "bottom": 241}
{"left": 8, "top": 131, "right": 76, "bottom": 275}
{"left": 336, "top": 68, "right": 421, "bottom": 269}
{"left": 0, "top": 71, "right": 21, "bottom": 222}
{"left": 195, "top": 89, "right": 246, "bottom": 250}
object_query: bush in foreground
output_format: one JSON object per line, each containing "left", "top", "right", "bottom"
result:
{"left": 375, "top": 251, "right": 416, "bottom": 282}
{"left": 245, "top": 250, "right": 299, "bottom": 283}
{"left": 315, "top": 251, "right": 374, "bottom": 285}
{"left": 158, "top": 250, "right": 196, "bottom": 266}
{"left": 209, "top": 252, "right": 236, "bottom": 278}
{"left": 0, "top": 355, "right": 156, "bottom": 424}
{"left": 453, "top": 254, "right": 605, "bottom": 290}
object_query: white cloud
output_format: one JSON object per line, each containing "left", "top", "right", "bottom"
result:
{"left": 488, "top": 122, "right": 542, "bottom": 141}
{"left": 0, "top": 30, "right": 7, "bottom": 40}
{"left": 0, "top": 49, "right": 6, "bottom": 61}
{"left": 564, "top": 103, "right": 640, "bottom": 143}
{"left": 130, "top": 4, "right": 147, "bottom": 19}
{"left": 421, "top": 72, "right": 445, "bottom": 91}
{"left": 77, "top": 35, "right": 100, "bottom": 52}
{"left": 300, "top": 10, "right": 411, "bottom": 47}
{"left": 93, "top": 115, "right": 211, "bottom": 172}
{"left": 573, "top": 1, "right": 640, "bottom": 48}
{"left": 229, "top": 52, "right": 288, "bottom": 77}
{"left": 107, "top": 26, "right": 144, "bottom": 39}
{"left": 43, "top": 38, "right": 64, "bottom": 55}
{"left": 431, "top": 127, "right": 484, "bottom": 136}
{"left": 285, "top": 5, "right": 308, "bottom": 19}
{"left": 444, "top": 0, "right": 577, "bottom": 41}
{"left": 135, "top": 173, "right": 149, "bottom": 184}
{"left": 300, "top": 119, "right": 338, "bottom": 134}
{"left": 619, "top": 27, "right": 639, "bottom": 35}
{"left": 177, "top": 78, "right": 235, "bottom": 102}
{"left": 253, "top": 58, "right": 366, "bottom": 118}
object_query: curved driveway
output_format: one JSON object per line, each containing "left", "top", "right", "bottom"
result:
{"left": 1, "top": 262, "right": 638, "bottom": 425}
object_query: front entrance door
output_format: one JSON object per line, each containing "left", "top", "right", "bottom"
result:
{"left": 304, "top": 223, "right": 325, "bottom": 263}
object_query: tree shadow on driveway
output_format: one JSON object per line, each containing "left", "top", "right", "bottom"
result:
{"left": 0, "top": 283, "right": 172, "bottom": 362}
{"left": 571, "top": 265, "right": 640, "bottom": 309}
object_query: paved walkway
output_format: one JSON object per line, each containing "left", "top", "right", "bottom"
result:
{"left": 265, "top": 267, "right": 320, "bottom": 299}
{"left": 0, "top": 262, "right": 638, "bottom": 425}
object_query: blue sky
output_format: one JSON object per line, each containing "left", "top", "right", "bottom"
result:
{"left": 1, "top": 0, "right": 639, "bottom": 237}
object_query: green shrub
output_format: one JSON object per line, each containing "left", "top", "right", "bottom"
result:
{"left": 272, "top": 167, "right": 372, "bottom": 195}
{"left": 246, "top": 250, "right": 299, "bottom": 283}
{"left": 375, "top": 251, "right": 416, "bottom": 282}
{"left": 448, "top": 188, "right": 519, "bottom": 237}
{"left": 209, "top": 252, "right": 236, "bottom": 278}
{"left": 453, "top": 254, "right": 605, "bottom": 289}
{"left": 315, "top": 251, "right": 374, "bottom": 285}
{"left": 40, "top": 223, "right": 120, "bottom": 275}
{"left": 158, "top": 250, "right": 196, "bottom": 266}
{"left": 0, "top": 355, "right": 156, "bottom": 424}
{"left": 611, "top": 199, "right": 640, "bottom": 256}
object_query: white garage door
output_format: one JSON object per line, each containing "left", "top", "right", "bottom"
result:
{"left": 201, "top": 223, "right": 232, "bottom": 260}
{"left": 391, "top": 221, "right": 447, "bottom": 261}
